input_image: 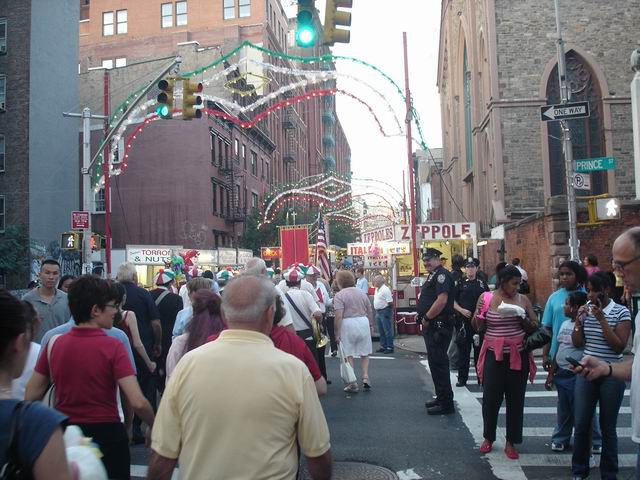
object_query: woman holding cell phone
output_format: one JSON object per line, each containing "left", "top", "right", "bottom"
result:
{"left": 570, "top": 272, "right": 631, "bottom": 480}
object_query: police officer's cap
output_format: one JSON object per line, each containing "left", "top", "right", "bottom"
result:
{"left": 422, "top": 247, "right": 443, "bottom": 260}
{"left": 464, "top": 257, "right": 480, "bottom": 268}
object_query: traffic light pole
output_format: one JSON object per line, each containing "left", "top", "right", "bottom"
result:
{"left": 403, "top": 32, "right": 421, "bottom": 300}
{"left": 63, "top": 107, "right": 108, "bottom": 274}
{"left": 103, "top": 70, "right": 112, "bottom": 277}
{"left": 554, "top": 0, "right": 580, "bottom": 261}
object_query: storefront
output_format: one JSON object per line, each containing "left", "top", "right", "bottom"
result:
{"left": 125, "top": 245, "right": 182, "bottom": 288}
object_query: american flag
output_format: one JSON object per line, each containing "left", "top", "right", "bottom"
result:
{"left": 316, "top": 213, "right": 331, "bottom": 282}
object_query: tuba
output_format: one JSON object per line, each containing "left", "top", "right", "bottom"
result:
{"left": 312, "top": 318, "right": 330, "bottom": 348}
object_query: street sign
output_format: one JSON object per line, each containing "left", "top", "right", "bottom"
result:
{"left": 595, "top": 198, "right": 621, "bottom": 220}
{"left": 71, "top": 211, "right": 90, "bottom": 230}
{"left": 575, "top": 156, "right": 616, "bottom": 173}
{"left": 540, "top": 101, "right": 590, "bottom": 122}
{"left": 573, "top": 173, "right": 591, "bottom": 190}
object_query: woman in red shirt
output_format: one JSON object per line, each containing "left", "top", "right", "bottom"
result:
{"left": 26, "top": 275, "right": 155, "bottom": 480}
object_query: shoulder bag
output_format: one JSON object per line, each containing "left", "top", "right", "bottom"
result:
{"left": 154, "top": 289, "right": 170, "bottom": 307}
{"left": 523, "top": 326, "right": 551, "bottom": 352}
{"left": 284, "top": 292, "right": 328, "bottom": 348}
{"left": 41, "top": 335, "right": 61, "bottom": 408}
{"left": 0, "top": 401, "right": 29, "bottom": 480}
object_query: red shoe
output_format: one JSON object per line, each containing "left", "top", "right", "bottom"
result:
{"left": 479, "top": 440, "right": 493, "bottom": 454}
{"left": 504, "top": 445, "right": 519, "bottom": 460}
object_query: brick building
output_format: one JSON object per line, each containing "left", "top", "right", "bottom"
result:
{"left": 79, "top": 0, "right": 350, "bottom": 253}
{"left": 437, "top": 0, "right": 640, "bottom": 304}
{"left": 0, "top": 0, "right": 79, "bottom": 288}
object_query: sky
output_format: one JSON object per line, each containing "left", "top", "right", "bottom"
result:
{"left": 323, "top": 1, "right": 443, "bottom": 202}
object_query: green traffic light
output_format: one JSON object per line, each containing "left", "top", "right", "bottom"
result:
{"left": 296, "top": 25, "right": 315, "bottom": 47}
{"left": 156, "top": 104, "right": 169, "bottom": 117}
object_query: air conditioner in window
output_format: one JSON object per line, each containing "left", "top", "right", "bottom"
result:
{"left": 0, "top": 45, "right": 6, "bottom": 55}
{"left": 0, "top": 102, "right": 5, "bottom": 113}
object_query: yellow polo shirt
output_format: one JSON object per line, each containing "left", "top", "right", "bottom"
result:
{"left": 151, "top": 329, "right": 331, "bottom": 479}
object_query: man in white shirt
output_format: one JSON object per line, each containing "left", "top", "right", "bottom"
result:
{"left": 280, "top": 267, "right": 322, "bottom": 360}
{"left": 575, "top": 227, "right": 640, "bottom": 471}
{"left": 511, "top": 258, "right": 528, "bottom": 281}
{"left": 373, "top": 275, "right": 394, "bottom": 354}
{"left": 305, "top": 266, "right": 332, "bottom": 381}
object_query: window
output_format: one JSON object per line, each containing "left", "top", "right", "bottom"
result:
{"left": 220, "top": 186, "right": 225, "bottom": 215}
{"left": 0, "top": 196, "right": 4, "bottom": 232}
{"left": 250, "top": 151, "right": 257, "bottom": 176}
{"left": 94, "top": 188, "right": 105, "bottom": 212}
{"left": 212, "top": 182, "right": 218, "bottom": 213}
{"left": 176, "top": 1, "right": 187, "bottom": 26}
{"left": 115, "top": 57, "right": 126, "bottom": 68}
{"left": 0, "top": 75, "right": 6, "bottom": 110}
{"left": 251, "top": 192, "right": 259, "bottom": 210}
{"left": 244, "top": 186, "right": 248, "bottom": 209}
{"left": 234, "top": 138, "right": 239, "bottom": 156}
{"left": 242, "top": 144, "right": 247, "bottom": 170}
{"left": 239, "top": 0, "right": 251, "bottom": 17}
{"left": 546, "top": 50, "right": 607, "bottom": 195}
{"left": 265, "top": 162, "right": 270, "bottom": 184}
{"left": 463, "top": 43, "right": 473, "bottom": 172}
{"left": 223, "top": 0, "right": 235, "bottom": 19}
{"left": 101, "top": 59, "right": 114, "bottom": 69}
{"left": 0, "top": 18, "right": 7, "bottom": 53}
{"left": 116, "top": 10, "right": 127, "bottom": 34}
{"left": 102, "top": 11, "right": 114, "bottom": 36}
{"left": 0, "top": 135, "right": 4, "bottom": 172}
{"left": 161, "top": 3, "right": 173, "bottom": 28}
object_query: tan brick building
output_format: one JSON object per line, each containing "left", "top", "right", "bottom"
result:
{"left": 78, "top": 0, "right": 350, "bottom": 253}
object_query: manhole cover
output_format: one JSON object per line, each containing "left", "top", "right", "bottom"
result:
{"left": 301, "top": 461, "right": 398, "bottom": 479}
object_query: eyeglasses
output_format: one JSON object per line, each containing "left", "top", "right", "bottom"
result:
{"left": 612, "top": 255, "right": 640, "bottom": 272}
{"left": 103, "top": 303, "right": 119, "bottom": 309}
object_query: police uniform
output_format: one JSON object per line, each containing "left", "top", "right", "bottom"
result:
{"left": 417, "top": 248, "right": 455, "bottom": 414}
{"left": 454, "top": 258, "right": 489, "bottom": 385}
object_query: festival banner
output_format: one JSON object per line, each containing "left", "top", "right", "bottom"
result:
{"left": 279, "top": 225, "right": 310, "bottom": 268}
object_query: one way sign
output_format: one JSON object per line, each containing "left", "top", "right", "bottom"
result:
{"left": 540, "top": 101, "right": 590, "bottom": 122}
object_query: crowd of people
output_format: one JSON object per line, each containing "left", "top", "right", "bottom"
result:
{"left": 1, "top": 227, "right": 640, "bottom": 479}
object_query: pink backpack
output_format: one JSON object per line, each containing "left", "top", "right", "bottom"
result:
{"left": 477, "top": 291, "right": 493, "bottom": 319}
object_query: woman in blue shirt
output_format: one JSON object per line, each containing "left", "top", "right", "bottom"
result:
{"left": 542, "top": 261, "right": 587, "bottom": 370}
{"left": 0, "top": 290, "right": 69, "bottom": 479}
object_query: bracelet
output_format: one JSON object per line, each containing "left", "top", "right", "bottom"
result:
{"left": 607, "top": 363, "right": 613, "bottom": 377}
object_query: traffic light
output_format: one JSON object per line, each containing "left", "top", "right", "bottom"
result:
{"left": 323, "top": 0, "right": 352, "bottom": 45}
{"left": 182, "top": 80, "right": 203, "bottom": 120}
{"left": 156, "top": 78, "right": 175, "bottom": 119}
{"left": 90, "top": 234, "right": 103, "bottom": 252}
{"left": 60, "top": 232, "right": 80, "bottom": 251}
{"left": 296, "top": 0, "right": 316, "bottom": 47}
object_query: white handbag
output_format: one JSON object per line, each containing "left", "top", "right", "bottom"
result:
{"left": 338, "top": 343, "right": 357, "bottom": 384}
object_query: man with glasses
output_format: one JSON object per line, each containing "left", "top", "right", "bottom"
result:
{"left": 575, "top": 227, "right": 640, "bottom": 478}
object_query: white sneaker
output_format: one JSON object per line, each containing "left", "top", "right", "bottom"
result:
{"left": 551, "top": 442, "right": 565, "bottom": 452}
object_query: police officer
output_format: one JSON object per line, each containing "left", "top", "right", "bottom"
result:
{"left": 418, "top": 247, "right": 456, "bottom": 415}
{"left": 453, "top": 257, "right": 489, "bottom": 387}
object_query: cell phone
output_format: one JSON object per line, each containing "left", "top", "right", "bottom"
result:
{"left": 565, "top": 356, "right": 581, "bottom": 368}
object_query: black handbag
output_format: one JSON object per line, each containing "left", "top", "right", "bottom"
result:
{"left": 0, "top": 401, "right": 30, "bottom": 480}
{"left": 523, "top": 326, "right": 551, "bottom": 352}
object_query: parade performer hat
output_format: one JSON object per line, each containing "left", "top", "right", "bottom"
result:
{"left": 464, "top": 257, "right": 480, "bottom": 268}
{"left": 217, "top": 270, "right": 233, "bottom": 281}
{"left": 283, "top": 267, "right": 305, "bottom": 283}
{"left": 154, "top": 269, "right": 176, "bottom": 286}
{"left": 305, "top": 265, "right": 322, "bottom": 276}
{"left": 422, "top": 247, "right": 443, "bottom": 260}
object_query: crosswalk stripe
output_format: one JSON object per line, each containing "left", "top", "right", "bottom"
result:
{"left": 501, "top": 406, "right": 632, "bottom": 415}
{"left": 521, "top": 427, "right": 633, "bottom": 437}
{"left": 470, "top": 390, "right": 630, "bottom": 398}
{"left": 516, "top": 454, "right": 637, "bottom": 468}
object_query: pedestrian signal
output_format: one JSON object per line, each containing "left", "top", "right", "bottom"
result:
{"left": 182, "top": 80, "right": 203, "bottom": 120}
{"left": 61, "top": 232, "right": 80, "bottom": 251}
{"left": 156, "top": 78, "right": 175, "bottom": 119}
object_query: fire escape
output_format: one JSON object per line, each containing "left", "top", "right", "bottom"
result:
{"left": 219, "top": 162, "right": 246, "bottom": 223}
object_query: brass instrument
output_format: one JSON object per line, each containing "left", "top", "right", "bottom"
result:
{"left": 313, "top": 318, "right": 329, "bottom": 348}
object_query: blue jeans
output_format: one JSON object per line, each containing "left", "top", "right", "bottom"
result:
{"left": 552, "top": 368, "right": 602, "bottom": 447}
{"left": 375, "top": 306, "right": 393, "bottom": 350}
{"left": 571, "top": 373, "right": 625, "bottom": 479}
